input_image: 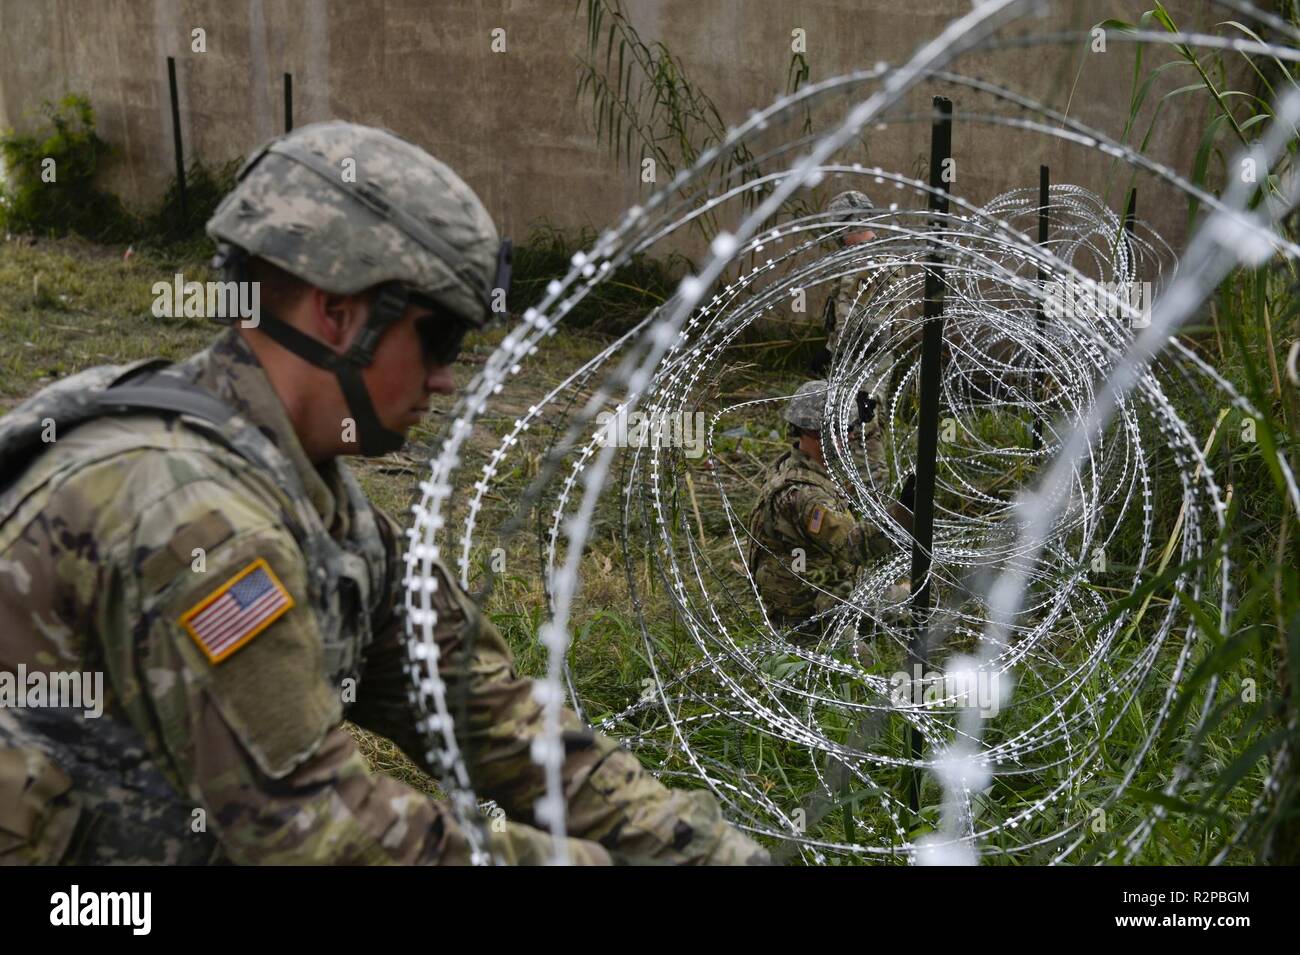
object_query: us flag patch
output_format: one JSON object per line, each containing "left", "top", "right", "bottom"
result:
{"left": 179, "top": 558, "right": 294, "bottom": 664}
{"left": 808, "top": 505, "right": 825, "bottom": 534}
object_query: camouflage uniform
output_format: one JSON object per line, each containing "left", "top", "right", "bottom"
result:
{"left": 744, "top": 383, "right": 891, "bottom": 631}
{"left": 0, "top": 120, "right": 767, "bottom": 866}
{"left": 824, "top": 265, "right": 904, "bottom": 357}
{"left": 0, "top": 330, "right": 766, "bottom": 865}
{"left": 821, "top": 190, "right": 876, "bottom": 357}
{"left": 819, "top": 190, "right": 904, "bottom": 379}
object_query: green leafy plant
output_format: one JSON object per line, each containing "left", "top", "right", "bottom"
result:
{"left": 512, "top": 221, "right": 691, "bottom": 333}
{"left": 0, "top": 92, "right": 240, "bottom": 253}
{"left": 574, "top": 0, "right": 817, "bottom": 239}
{"left": 143, "top": 157, "right": 241, "bottom": 253}
{"left": 1072, "top": 3, "right": 1300, "bottom": 863}
{"left": 0, "top": 94, "right": 135, "bottom": 241}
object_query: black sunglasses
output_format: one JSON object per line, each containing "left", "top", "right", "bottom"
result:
{"left": 404, "top": 237, "right": 511, "bottom": 367}
{"left": 410, "top": 297, "right": 470, "bottom": 366}
{"left": 415, "top": 315, "right": 468, "bottom": 367}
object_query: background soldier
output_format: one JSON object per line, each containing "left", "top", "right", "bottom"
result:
{"left": 745, "top": 380, "right": 913, "bottom": 640}
{"left": 813, "top": 189, "right": 904, "bottom": 379}
{"left": 0, "top": 121, "right": 767, "bottom": 866}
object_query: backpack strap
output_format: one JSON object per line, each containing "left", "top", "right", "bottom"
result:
{"left": 0, "top": 362, "right": 240, "bottom": 495}
{"left": 97, "top": 367, "right": 237, "bottom": 429}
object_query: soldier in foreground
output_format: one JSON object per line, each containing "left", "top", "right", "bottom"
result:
{"left": 745, "top": 381, "right": 913, "bottom": 640}
{"left": 0, "top": 121, "right": 767, "bottom": 865}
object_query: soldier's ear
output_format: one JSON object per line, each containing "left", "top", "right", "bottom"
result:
{"left": 310, "top": 288, "right": 367, "bottom": 351}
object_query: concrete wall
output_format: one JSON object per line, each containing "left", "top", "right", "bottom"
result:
{"left": 0, "top": 1, "right": 1255, "bottom": 252}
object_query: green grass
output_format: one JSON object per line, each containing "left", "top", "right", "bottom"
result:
{"left": 0, "top": 237, "right": 213, "bottom": 408}
{"left": 0, "top": 232, "right": 821, "bottom": 812}
{"left": 4, "top": 20, "right": 1299, "bottom": 858}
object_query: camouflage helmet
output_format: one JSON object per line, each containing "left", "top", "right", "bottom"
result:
{"left": 826, "top": 189, "right": 876, "bottom": 218}
{"left": 205, "top": 121, "right": 514, "bottom": 457}
{"left": 782, "top": 380, "right": 830, "bottom": 431}
{"left": 207, "top": 120, "right": 506, "bottom": 329}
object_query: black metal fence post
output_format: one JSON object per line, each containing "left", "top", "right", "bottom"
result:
{"left": 166, "top": 57, "right": 187, "bottom": 226}
{"left": 1032, "top": 165, "right": 1050, "bottom": 451}
{"left": 1125, "top": 188, "right": 1137, "bottom": 269}
{"left": 906, "top": 96, "right": 953, "bottom": 814}
{"left": 284, "top": 72, "right": 294, "bottom": 133}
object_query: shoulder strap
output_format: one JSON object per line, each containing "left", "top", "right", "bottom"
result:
{"left": 98, "top": 369, "right": 237, "bottom": 428}
{"left": 0, "top": 362, "right": 240, "bottom": 495}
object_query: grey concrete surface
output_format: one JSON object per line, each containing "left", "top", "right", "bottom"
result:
{"left": 0, "top": 1, "right": 1254, "bottom": 252}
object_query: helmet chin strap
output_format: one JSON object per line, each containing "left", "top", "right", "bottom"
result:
{"left": 255, "top": 313, "right": 407, "bottom": 457}
{"left": 213, "top": 244, "right": 408, "bottom": 456}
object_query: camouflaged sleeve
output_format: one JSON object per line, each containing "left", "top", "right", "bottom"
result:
{"left": 353, "top": 511, "right": 768, "bottom": 865}
{"left": 435, "top": 575, "right": 769, "bottom": 865}
{"left": 861, "top": 407, "right": 888, "bottom": 491}
{"left": 776, "top": 484, "right": 886, "bottom": 566}
{"left": 84, "top": 461, "right": 609, "bottom": 865}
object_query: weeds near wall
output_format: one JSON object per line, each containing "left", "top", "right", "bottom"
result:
{"left": 574, "top": 0, "right": 819, "bottom": 240}
{"left": 0, "top": 93, "right": 238, "bottom": 252}
{"left": 0, "top": 95, "right": 135, "bottom": 242}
